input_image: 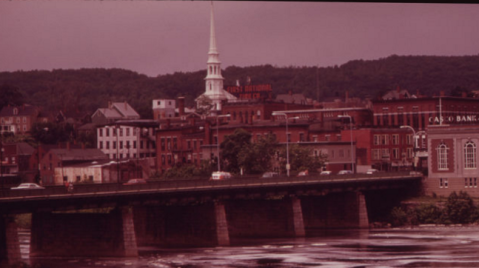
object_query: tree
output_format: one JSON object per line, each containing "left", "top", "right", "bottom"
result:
{"left": 0, "top": 83, "right": 24, "bottom": 110}
{"left": 278, "top": 144, "right": 327, "bottom": 174}
{"left": 444, "top": 191, "right": 475, "bottom": 224}
{"left": 237, "top": 133, "right": 278, "bottom": 174}
{"left": 220, "top": 128, "right": 252, "bottom": 173}
{"left": 195, "top": 95, "right": 213, "bottom": 116}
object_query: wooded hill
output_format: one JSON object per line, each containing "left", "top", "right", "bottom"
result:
{"left": 1, "top": 55, "right": 479, "bottom": 119}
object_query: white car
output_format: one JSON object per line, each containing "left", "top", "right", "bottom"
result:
{"left": 262, "top": 172, "right": 279, "bottom": 178}
{"left": 11, "top": 183, "right": 45, "bottom": 190}
{"left": 320, "top": 170, "right": 332, "bottom": 176}
{"left": 366, "top": 169, "right": 378, "bottom": 174}
{"left": 338, "top": 170, "right": 353, "bottom": 175}
{"left": 210, "top": 171, "right": 232, "bottom": 180}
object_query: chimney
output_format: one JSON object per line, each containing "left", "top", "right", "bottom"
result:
{"left": 440, "top": 91, "right": 445, "bottom": 97}
{"left": 204, "top": 120, "right": 211, "bottom": 145}
{"left": 108, "top": 101, "right": 112, "bottom": 109}
{"left": 178, "top": 97, "right": 185, "bottom": 116}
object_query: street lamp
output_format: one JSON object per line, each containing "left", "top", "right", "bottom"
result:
{"left": 215, "top": 114, "right": 230, "bottom": 172}
{"left": 272, "top": 112, "right": 299, "bottom": 177}
{"left": 1, "top": 146, "right": 4, "bottom": 190}
{"left": 400, "top": 125, "right": 417, "bottom": 170}
{"left": 115, "top": 125, "right": 120, "bottom": 184}
{"left": 338, "top": 115, "right": 355, "bottom": 173}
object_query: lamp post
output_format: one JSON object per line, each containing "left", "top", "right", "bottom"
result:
{"left": 272, "top": 112, "right": 299, "bottom": 177}
{"left": 115, "top": 125, "right": 120, "bottom": 184}
{"left": 1, "top": 146, "right": 4, "bottom": 190}
{"left": 215, "top": 114, "right": 230, "bottom": 172}
{"left": 338, "top": 115, "right": 355, "bottom": 173}
{"left": 400, "top": 125, "right": 416, "bottom": 170}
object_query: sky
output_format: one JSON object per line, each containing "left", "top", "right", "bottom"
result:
{"left": 1, "top": 1, "right": 479, "bottom": 77}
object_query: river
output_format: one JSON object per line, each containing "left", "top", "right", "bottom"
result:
{"left": 17, "top": 226, "right": 479, "bottom": 268}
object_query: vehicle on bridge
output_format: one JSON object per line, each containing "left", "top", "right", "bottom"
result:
{"left": 11, "top": 183, "right": 45, "bottom": 190}
{"left": 210, "top": 171, "right": 232, "bottom": 180}
{"left": 320, "top": 170, "right": 332, "bottom": 176}
{"left": 123, "top": 178, "right": 147, "bottom": 185}
{"left": 338, "top": 170, "right": 353, "bottom": 175}
{"left": 262, "top": 172, "right": 279, "bottom": 178}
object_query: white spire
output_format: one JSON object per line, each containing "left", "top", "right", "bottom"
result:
{"left": 209, "top": 1, "right": 218, "bottom": 55}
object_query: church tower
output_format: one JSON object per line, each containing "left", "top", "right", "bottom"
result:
{"left": 196, "top": 2, "right": 236, "bottom": 113}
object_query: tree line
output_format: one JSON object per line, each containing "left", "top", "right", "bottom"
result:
{"left": 2, "top": 55, "right": 479, "bottom": 119}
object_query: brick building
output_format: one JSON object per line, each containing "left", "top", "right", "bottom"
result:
{"left": 0, "top": 104, "right": 40, "bottom": 135}
{"left": 426, "top": 124, "right": 479, "bottom": 197}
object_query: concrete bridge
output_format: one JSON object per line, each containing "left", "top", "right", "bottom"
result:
{"left": 0, "top": 172, "right": 422, "bottom": 264}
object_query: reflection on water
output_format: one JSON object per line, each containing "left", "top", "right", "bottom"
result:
{"left": 19, "top": 227, "right": 479, "bottom": 267}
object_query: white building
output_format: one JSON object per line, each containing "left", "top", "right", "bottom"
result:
{"left": 97, "top": 121, "right": 158, "bottom": 160}
{"left": 152, "top": 99, "right": 176, "bottom": 120}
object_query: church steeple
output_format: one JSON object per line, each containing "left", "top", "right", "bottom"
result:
{"left": 204, "top": 1, "right": 225, "bottom": 110}
{"left": 196, "top": 1, "right": 236, "bottom": 113}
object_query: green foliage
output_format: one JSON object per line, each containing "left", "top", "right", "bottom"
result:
{"left": 0, "top": 83, "right": 24, "bottom": 110}
{"left": 237, "top": 133, "right": 278, "bottom": 174}
{"left": 221, "top": 128, "right": 252, "bottom": 173}
{"left": 278, "top": 144, "right": 326, "bottom": 174}
{"left": 444, "top": 191, "right": 475, "bottom": 224}
{"left": 389, "top": 207, "right": 408, "bottom": 227}
{"left": 30, "top": 122, "right": 75, "bottom": 145}
{"left": 388, "top": 191, "right": 479, "bottom": 226}
{"left": 414, "top": 204, "right": 442, "bottom": 224}
{"left": 160, "top": 162, "right": 212, "bottom": 180}
{"left": 2, "top": 55, "right": 479, "bottom": 120}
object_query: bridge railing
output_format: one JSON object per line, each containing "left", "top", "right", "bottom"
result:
{"left": 0, "top": 171, "right": 421, "bottom": 199}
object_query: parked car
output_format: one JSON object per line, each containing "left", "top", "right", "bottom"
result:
{"left": 11, "top": 183, "right": 45, "bottom": 190}
{"left": 320, "top": 170, "right": 332, "bottom": 176}
{"left": 338, "top": 170, "right": 353, "bottom": 175}
{"left": 366, "top": 169, "right": 378, "bottom": 174}
{"left": 210, "top": 171, "right": 232, "bottom": 180}
{"left": 262, "top": 171, "right": 279, "bottom": 178}
{"left": 297, "top": 170, "right": 309, "bottom": 176}
{"left": 123, "top": 178, "right": 147, "bottom": 185}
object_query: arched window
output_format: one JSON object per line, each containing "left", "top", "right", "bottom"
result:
{"left": 437, "top": 143, "right": 449, "bottom": 170}
{"left": 464, "top": 141, "right": 476, "bottom": 169}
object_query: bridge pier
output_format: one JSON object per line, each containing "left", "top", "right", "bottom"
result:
{"left": 0, "top": 215, "right": 22, "bottom": 265}
{"left": 133, "top": 202, "right": 230, "bottom": 247}
{"left": 30, "top": 207, "right": 138, "bottom": 257}
{"left": 302, "top": 191, "right": 369, "bottom": 230}
{"left": 225, "top": 197, "right": 304, "bottom": 240}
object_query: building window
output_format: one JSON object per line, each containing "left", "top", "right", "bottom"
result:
{"left": 126, "top": 128, "right": 130, "bottom": 136}
{"left": 113, "top": 141, "right": 117, "bottom": 149}
{"left": 437, "top": 143, "right": 449, "bottom": 170}
{"left": 464, "top": 141, "right": 476, "bottom": 169}
{"left": 392, "top": 148, "right": 399, "bottom": 159}
{"left": 106, "top": 141, "right": 110, "bottom": 149}
{"left": 444, "top": 178, "right": 448, "bottom": 188}
{"left": 99, "top": 129, "right": 103, "bottom": 137}
{"left": 372, "top": 149, "right": 380, "bottom": 160}
{"left": 99, "top": 141, "right": 103, "bottom": 149}
{"left": 299, "top": 133, "right": 304, "bottom": 142}
{"left": 392, "top": 134, "right": 399, "bottom": 145}
{"left": 339, "top": 149, "right": 344, "bottom": 158}
{"left": 373, "top": 135, "right": 380, "bottom": 145}
{"left": 133, "top": 141, "right": 137, "bottom": 149}
{"left": 120, "top": 141, "right": 123, "bottom": 149}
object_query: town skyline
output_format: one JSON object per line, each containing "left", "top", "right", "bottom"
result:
{"left": 1, "top": 1, "right": 479, "bottom": 77}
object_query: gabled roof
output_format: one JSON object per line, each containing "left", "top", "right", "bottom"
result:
{"left": 111, "top": 102, "right": 140, "bottom": 118}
